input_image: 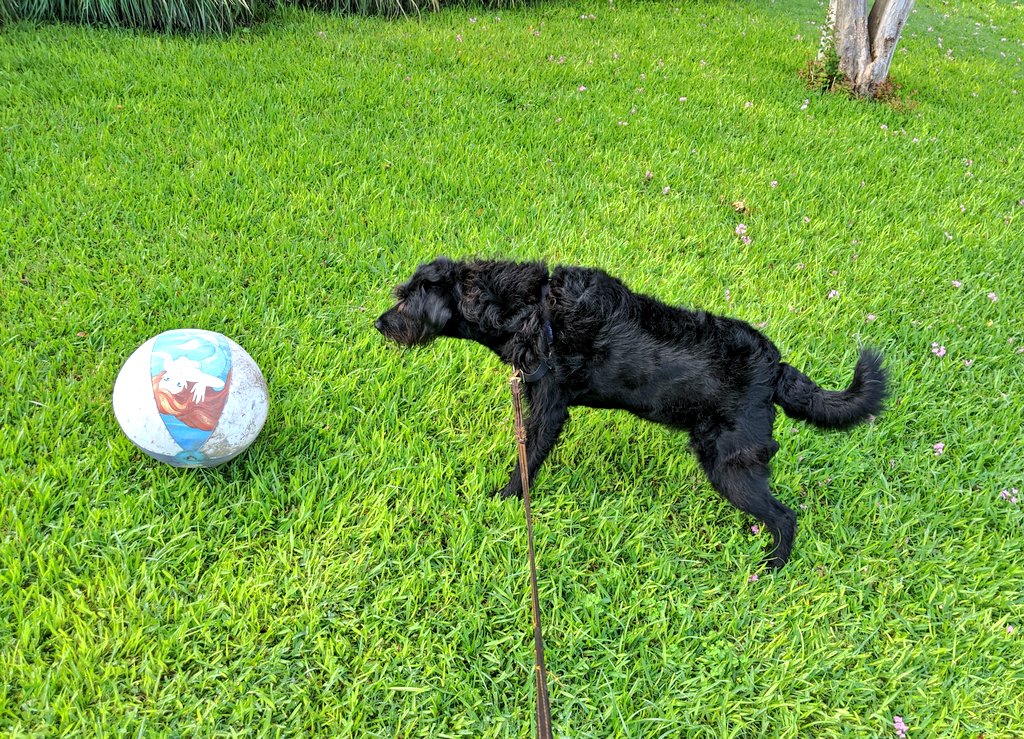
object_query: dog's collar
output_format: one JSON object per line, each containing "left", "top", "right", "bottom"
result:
{"left": 523, "top": 283, "right": 553, "bottom": 383}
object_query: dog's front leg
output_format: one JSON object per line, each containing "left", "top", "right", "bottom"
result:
{"left": 497, "top": 383, "right": 569, "bottom": 499}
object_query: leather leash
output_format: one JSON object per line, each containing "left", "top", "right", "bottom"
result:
{"left": 510, "top": 369, "right": 553, "bottom": 739}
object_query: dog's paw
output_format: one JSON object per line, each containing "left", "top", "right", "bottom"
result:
{"left": 493, "top": 483, "right": 523, "bottom": 500}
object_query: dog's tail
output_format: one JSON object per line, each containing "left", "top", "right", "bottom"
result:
{"left": 774, "top": 349, "right": 887, "bottom": 430}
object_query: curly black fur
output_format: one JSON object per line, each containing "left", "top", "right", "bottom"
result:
{"left": 376, "top": 257, "right": 887, "bottom": 569}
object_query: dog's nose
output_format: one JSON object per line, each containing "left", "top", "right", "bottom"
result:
{"left": 374, "top": 318, "right": 384, "bottom": 333}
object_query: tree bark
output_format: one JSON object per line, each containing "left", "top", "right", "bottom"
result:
{"left": 819, "top": 0, "right": 914, "bottom": 97}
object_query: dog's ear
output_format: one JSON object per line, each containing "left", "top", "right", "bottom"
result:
{"left": 418, "top": 291, "right": 452, "bottom": 330}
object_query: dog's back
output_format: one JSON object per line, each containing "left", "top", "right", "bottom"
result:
{"left": 547, "top": 265, "right": 785, "bottom": 429}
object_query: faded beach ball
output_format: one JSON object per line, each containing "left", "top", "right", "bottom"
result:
{"left": 113, "top": 329, "right": 269, "bottom": 467}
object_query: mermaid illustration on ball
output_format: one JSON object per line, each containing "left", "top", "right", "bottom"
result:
{"left": 150, "top": 332, "right": 233, "bottom": 443}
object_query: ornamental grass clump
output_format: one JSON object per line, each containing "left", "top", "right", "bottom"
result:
{"left": 6, "top": 0, "right": 524, "bottom": 30}
{"left": 289, "top": 0, "right": 519, "bottom": 18}
{"left": 13, "top": 0, "right": 270, "bottom": 33}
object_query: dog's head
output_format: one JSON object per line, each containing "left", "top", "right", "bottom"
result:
{"left": 375, "top": 257, "right": 461, "bottom": 347}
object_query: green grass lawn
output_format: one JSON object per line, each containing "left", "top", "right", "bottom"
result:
{"left": 2, "top": 0, "right": 1023, "bottom": 735}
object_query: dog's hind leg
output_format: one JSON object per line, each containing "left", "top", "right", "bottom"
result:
{"left": 693, "top": 428, "right": 796, "bottom": 569}
{"left": 498, "top": 384, "right": 569, "bottom": 499}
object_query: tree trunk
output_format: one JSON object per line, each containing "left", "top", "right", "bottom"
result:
{"left": 819, "top": 0, "right": 914, "bottom": 97}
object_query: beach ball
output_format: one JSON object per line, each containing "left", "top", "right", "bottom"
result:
{"left": 113, "top": 329, "right": 269, "bottom": 467}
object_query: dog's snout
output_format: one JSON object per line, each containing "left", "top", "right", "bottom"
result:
{"left": 374, "top": 317, "right": 384, "bottom": 333}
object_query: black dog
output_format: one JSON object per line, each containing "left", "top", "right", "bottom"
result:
{"left": 376, "top": 258, "right": 886, "bottom": 569}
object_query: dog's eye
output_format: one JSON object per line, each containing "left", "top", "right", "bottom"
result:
{"left": 396, "top": 300, "right": 407, "bottom": 313}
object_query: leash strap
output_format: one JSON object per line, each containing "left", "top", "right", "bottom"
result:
{"left": 510, "top": 370, "right": 553, "bottom": 739}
